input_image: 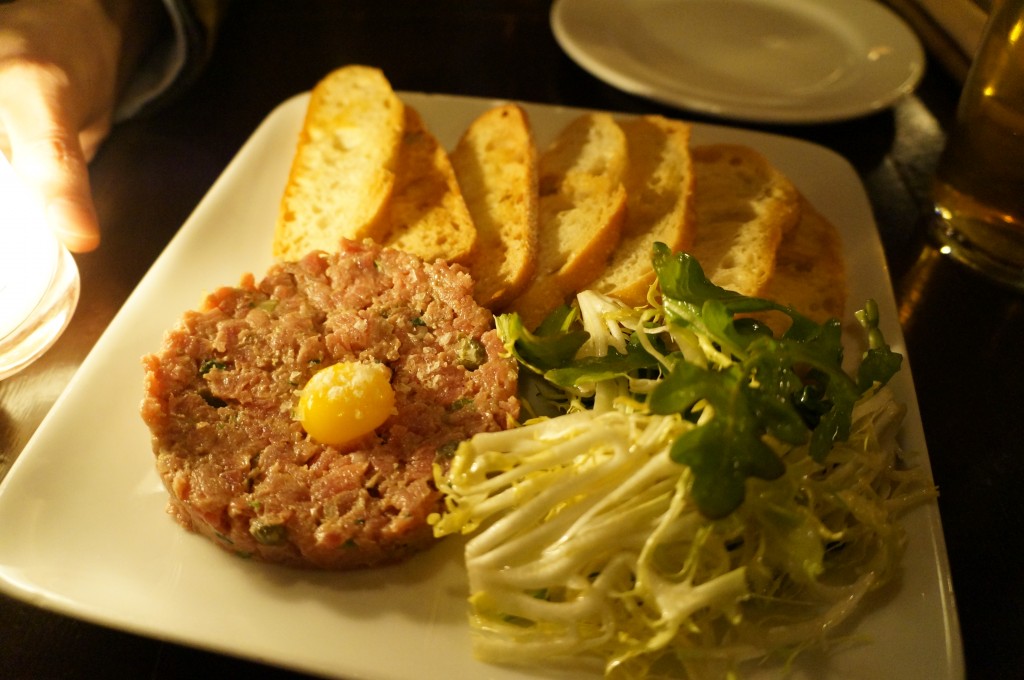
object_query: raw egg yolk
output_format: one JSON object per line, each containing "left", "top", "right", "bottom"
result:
{"left": 296, "top": 361, "right": 395, "bottom": 446}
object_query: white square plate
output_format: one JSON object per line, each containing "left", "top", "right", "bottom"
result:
{"left": 0, "top": 92, "right": 962, "bottom": 679}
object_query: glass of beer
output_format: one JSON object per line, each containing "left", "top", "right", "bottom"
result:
{"left": 931, "top": 0, "right": 1024, "bottom": 290}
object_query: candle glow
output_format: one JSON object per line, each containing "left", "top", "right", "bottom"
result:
{"left": 0, "top": 153, "right": 80, "bottom": 379}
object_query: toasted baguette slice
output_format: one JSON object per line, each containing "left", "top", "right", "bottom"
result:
{"left": 755, "top": 195, "right": 847, "bottom": 335}
{"left": 589, "top": 115, "right": 695, "bottom": 306}
{"left": 452, "top": 104, "right": 539, "bottom": 309}
{"left": 384, "top": 106, "right": 477, "bottom": 264}
{"left": 273, "top": 65, "right": 404, "bottom": 260}
{"left": 506, "top": 113, "right": 628, "bottom": 329}
{"left": 688, "top": 144, "right": 802, "bottom": 297}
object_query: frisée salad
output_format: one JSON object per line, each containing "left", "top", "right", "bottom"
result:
{"left": 430, "top": 243, "right": 937, "bottom": 679}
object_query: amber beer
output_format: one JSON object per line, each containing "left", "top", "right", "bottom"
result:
{"left": 932, "top": 0, "right": 1024, "bottom": 288}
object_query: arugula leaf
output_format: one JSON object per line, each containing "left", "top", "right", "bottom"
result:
{"left": 653, "top": 243, "right": 789, "bottom": 319}
{"left": 546, "top": 332, "right": 660, "bottom": 387}
{"left": 855, "top": 299, "right": 903, "bottom": 391}
{"left": 652, "top": 245, "right": 815, "bottom": 357}
{"left": 534, "top": 304, "right": 577, "bottom": 336}
{"left": 494, "top": 243, "right": 904, "bottom": 520}
{"left": 650, "top": 359, "right": 785, "bottom": 519}
{"left": 650, "top": 242, "right": 900, "bottom": 516}
{"left": 496, "top": 307, "right": 589, "bottom": 374}
{"left": 740, "top": 339, "right": 819, "bottom": 445}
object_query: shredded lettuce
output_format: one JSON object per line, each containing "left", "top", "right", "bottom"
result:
{"left": 432, "top": 243, "right": 933, "bottom": 678}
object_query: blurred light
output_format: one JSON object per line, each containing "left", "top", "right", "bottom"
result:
{"left": 0, "top": 154, "right": 80, "bottom": 380}
{"left": 1010, "top": 19, "right": 1023, "bottom": 45}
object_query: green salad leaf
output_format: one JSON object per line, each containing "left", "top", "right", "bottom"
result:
{"left": 546, "top": 331, "right": 660, "bottom": 387}
{"left": 496, "top": 242, "right": 903, "bottom": 519}
{"left": 856, "top": 297, "right": 904, "bottom": 390}
{"left": 495, "top": 304, "right": 589, "bottom": 373}
{"left": 437, "top": 244, "right": 928, "bottom": 679}
{"left": 650, "top": 244, "right": 902, "bottom": 515}
{"left": 651, "top": 359, "right": 786, "bottom": 518}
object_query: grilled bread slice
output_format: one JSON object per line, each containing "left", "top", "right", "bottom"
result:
{"left": 384, "top": 105, "right": 477, "bottom": 264}
{"left": 756, "top": 195, "right": 847, "bottom": 334}
{"left": 688, "top": 144, "right": 801, "bottom": 297}
{"left": 273, "top": 65, "right": 405, "bottom": 261}
{"left": 451, "top": 103, "right": 539, "bottom": 308}
{"left": 506, "top": 113, "right": 628, "bottom": 329}
{"left": 589, "top": 115, "right": 695, "bottom": 306}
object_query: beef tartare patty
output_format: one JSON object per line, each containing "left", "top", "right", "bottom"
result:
{"left": 141, "top": 239, "right": 519, "bottom": 569}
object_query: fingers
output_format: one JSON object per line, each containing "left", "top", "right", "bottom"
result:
{"left": 9, "top": 121, "right": 101, "bottom": 253}
{"left": 0, "top": 0, "right": 134, "bottom": 254}
{"left": 0, "top": 72, "right": 102, "bottom": 253}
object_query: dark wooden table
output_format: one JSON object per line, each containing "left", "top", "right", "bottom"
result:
{"left": 1, "top": 2, "right": 1021, "bottom": 678}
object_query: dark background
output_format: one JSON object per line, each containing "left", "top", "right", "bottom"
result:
{"left": 1, "top": 2, "right": 1021, "bottom": 678}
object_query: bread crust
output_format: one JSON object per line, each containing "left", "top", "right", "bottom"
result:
{"left": 590, "top": 115, "right": 696, "bottom": 306}
{"left": 453, "top": 104, "right": 539, "bottom": 308}
{"left": 273, "top": 66, "right": 405, "bottom": 261}
{"left": 755, "top": 195, "right": 847, "bottom": 334}
{"left": 272, "top": 72, "right": 847, "bottom": 333}
{"left": 506, "top": 113, "right": 628, "bottom": 329}
{"left": 688, "top": 144, "right": 802, "bottom": 298}
{"left": 384, "top": 106, "right": 477, "bottom": 264}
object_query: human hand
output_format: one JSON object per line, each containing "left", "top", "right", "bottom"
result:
{"left": 0, "top": 0, "right": 135, "bottom": 253}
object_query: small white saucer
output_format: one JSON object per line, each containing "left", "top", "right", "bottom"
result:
{"left": 551, "top": 0, "right": 926, "bottom": 124}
